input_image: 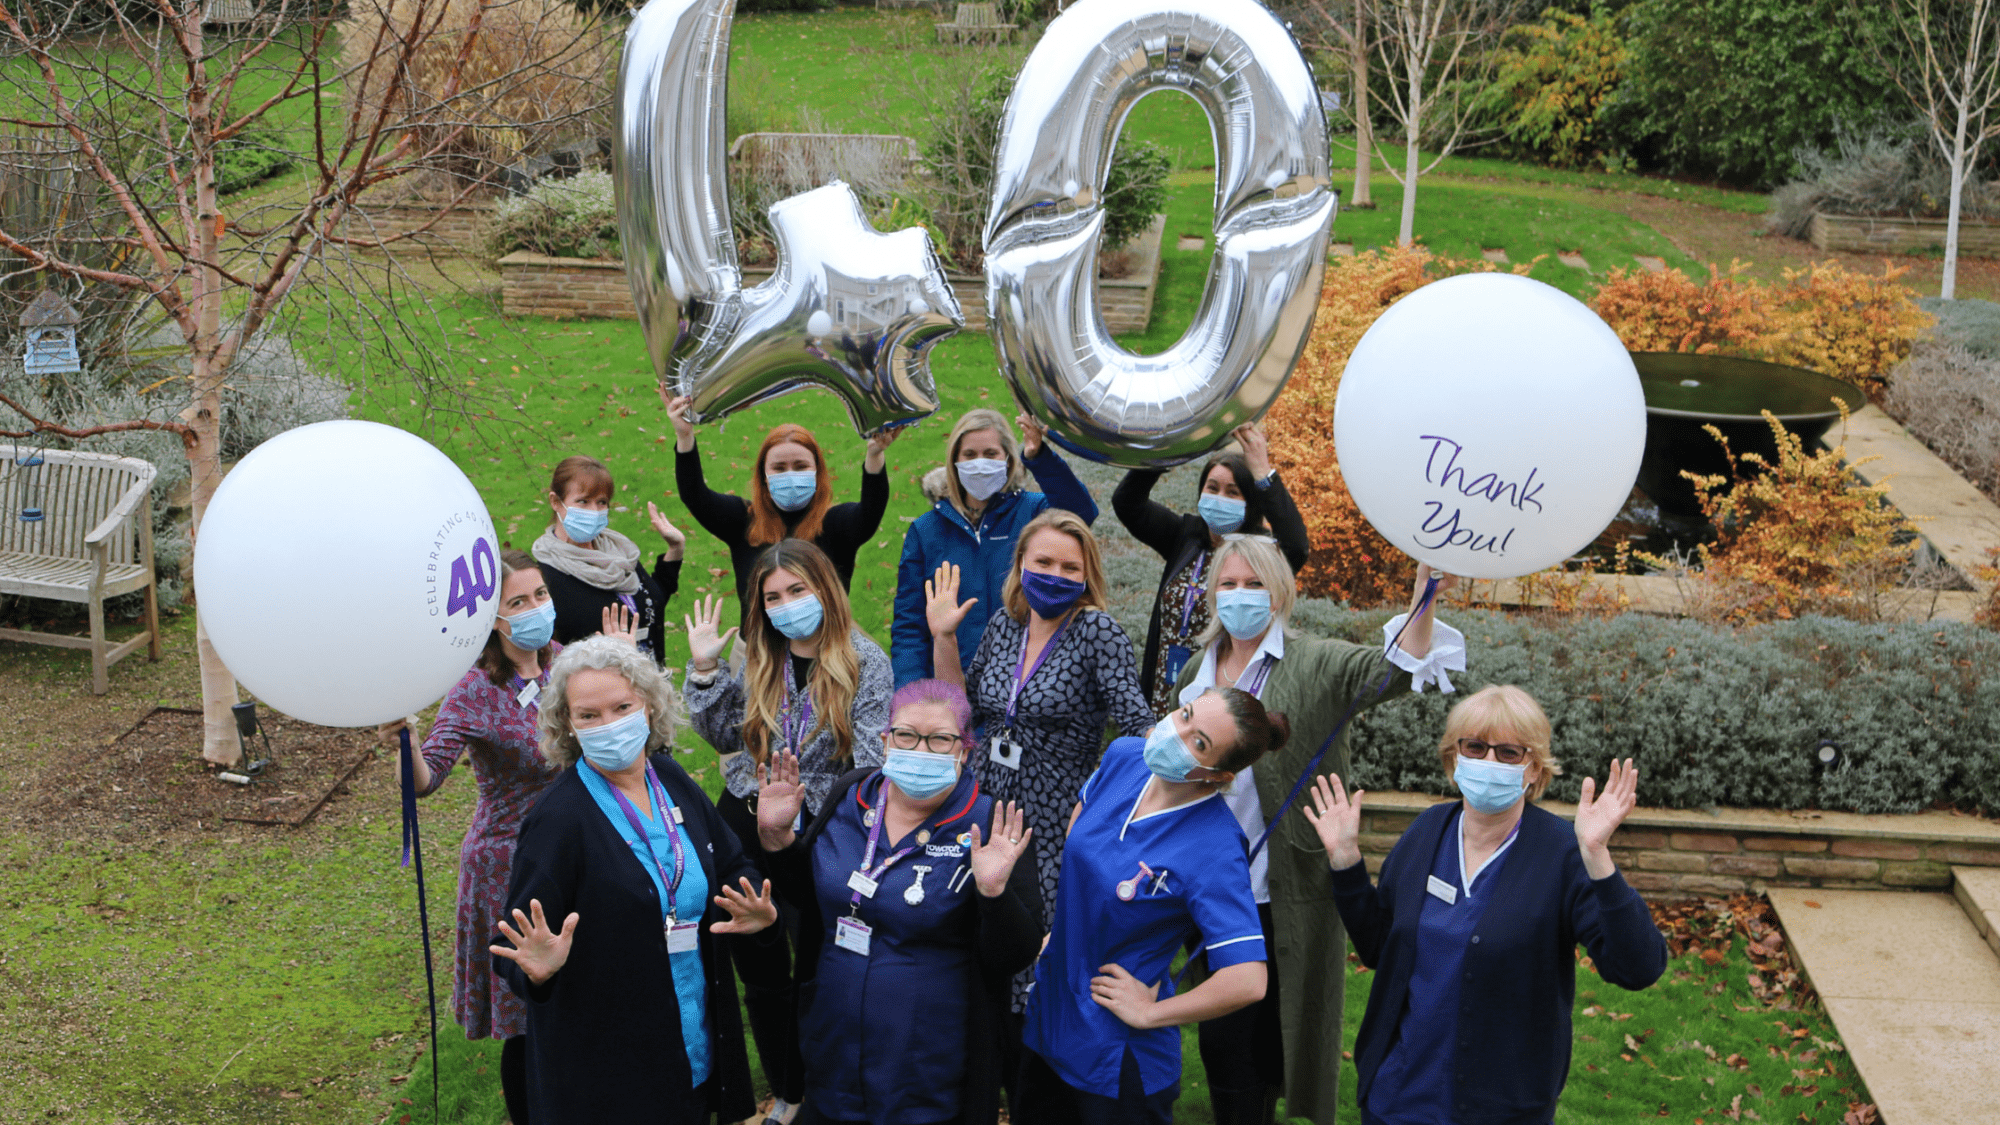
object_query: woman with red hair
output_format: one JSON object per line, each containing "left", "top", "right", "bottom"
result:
{"left": 668, "top": 395, "right": 898, "bottom": 614}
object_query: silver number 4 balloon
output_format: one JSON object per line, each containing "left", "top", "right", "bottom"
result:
{"left": 616, "top": 0, "right": 964, "bottom": 436}
{"left": 987, "top": 0, "right": 1336, "bottom": 467}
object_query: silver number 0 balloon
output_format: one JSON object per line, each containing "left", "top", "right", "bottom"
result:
{"left": 616, "top": 0, "right": 963, "bottom": 435}
{"left": 985, "top": 0, "right": 1336, "bottom": 466}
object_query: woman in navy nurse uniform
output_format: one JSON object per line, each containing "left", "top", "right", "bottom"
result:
{"left": 1304, "top": 685, "right": 1667, "bottom": 1125}
{"left": 1017, "top": 686, "right": 1292, "bottom": 1125}
{"left": 754, "top": 677, "right": 1042, "bottom": 1125}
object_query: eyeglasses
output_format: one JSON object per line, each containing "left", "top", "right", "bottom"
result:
{"left": 1456, "top": 738, "right": 1529, "bottom": 765}
{"left": 886, "top": 727, "right": 964, "bottom": 754}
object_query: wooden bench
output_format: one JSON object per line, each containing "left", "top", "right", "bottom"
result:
{"left": 936, "top": 2, "right": 1016, "bottom": 44}
{"left": 0, "top": 445, "right": 161, "bottom": 693}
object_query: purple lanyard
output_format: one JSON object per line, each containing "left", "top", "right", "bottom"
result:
{"left": 1235, "top": 653, "right": 1275, "bottom": 698}
{"left": 780, "top": 692, "right": 816, "bottom": 752}
{"left": 1006, "top": 613, "right": 1073, "bottom": 728}
{"left": 608, "top": 764, "right": 688, "bottom": 922}
{"left": 848, "top": 779, "right": 919, "bottom": 912}
{"left": 1175, "top": 552, "right": 1210, "bottom": 637}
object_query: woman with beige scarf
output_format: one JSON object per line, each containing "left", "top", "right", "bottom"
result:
{"left": 533, "top": 454, "right": 686, "bottom": 661}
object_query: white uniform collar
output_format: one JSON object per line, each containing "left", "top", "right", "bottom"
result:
{"left": 1178, "top": 625, "right": 1287, "bottom": 706}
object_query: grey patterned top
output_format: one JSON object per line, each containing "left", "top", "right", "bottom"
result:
{"left": 686, "top": 625, "right": 892, "bottom": 815}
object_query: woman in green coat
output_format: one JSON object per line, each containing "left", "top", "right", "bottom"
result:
{"left": 1173, "top": 535, "right": 1464, "bottom": 1125}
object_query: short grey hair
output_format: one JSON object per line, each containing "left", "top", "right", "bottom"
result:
{"left": 537, "top": 635, "right": 687, "bottom": 769}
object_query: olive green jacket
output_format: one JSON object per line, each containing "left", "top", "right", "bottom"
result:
{"left": 1177, "top": 634, "right": 1414, "bottom": 1125}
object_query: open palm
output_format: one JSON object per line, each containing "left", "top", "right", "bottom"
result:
{"left": 489, "top": 899, "right": 578, "bottom": 986}
{"left": 683, "top": 593, "right": 738, "bottom": 670}
{"left": 967, "top": 800, "right": 1032, "bottom": 897}
{"left": 1575, "top": 758, "right": 1638, "bottom": 853}
{"left": 926, "top": 563, "right": 977, "bottom": 639}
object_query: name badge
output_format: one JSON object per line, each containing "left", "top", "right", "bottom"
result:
{"left": 672, "top": 805, "right": 684, "bottom": 825}
{"left": 848, "top": 871, "right": 879, "bottom": 898}
{"left": 515, "top": 680, "right": 540, "bottom": 707}
{"left": 666, "top": 919, "right": 699, "bottom": 954}
{"left": 989, "top": 737, "right": 1022, "bottom": 770}
{"left": 1426, "top": 875, "right": 1458, "bottom": 905}
{"left": 834, "top": 915, "right": 872, "bottom": 956}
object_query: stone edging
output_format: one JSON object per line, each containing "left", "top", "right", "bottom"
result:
{"left": 1356, "top": 790, "right": 2000, "bottom": 898}
{"left": 1810, "top": 211, "right": 2000, "bottom": 257}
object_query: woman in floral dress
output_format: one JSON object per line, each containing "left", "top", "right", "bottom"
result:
{"left": 411, "top": 548, "right": 635, "bottom": 1123}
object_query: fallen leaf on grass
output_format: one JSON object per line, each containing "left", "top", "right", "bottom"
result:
{"left": 1841, "top": 1103, "right": 1879, "bottom": 1125}
{"left": 1724, "top": 1053, "right": 1751, "bottom": 1070}
{"left": 1725, "top": 1094, "right": 1743, "bottom": 1120}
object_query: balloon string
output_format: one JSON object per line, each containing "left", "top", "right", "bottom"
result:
{"left": 399, "top": 727, "right": 441, "bottom": 1123}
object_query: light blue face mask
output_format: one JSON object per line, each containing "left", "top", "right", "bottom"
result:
{"left": 1454, "top": 755, "right": 1527, "bottom": 814}
{"left": 767, "top": 593, "right": 825, "bottom": 641}
{"left": 577, "top": 710, "right": 650, "bottom": 772}
{"left": 563, "top": 505, "right": 610, "bottom": 543}
{"left": 1198, "top": 493, "right": 1246, "bottom": 534}
{"left": 882, "top": 749, "right": 960, "bottom": 800}
{"left": 502, "top": 600, "right": 556, "bottom": 651}
{"left": 1215, "top": 588, "right": 1273, "bottom": 640}
{"left": 1141, "top": 715, "right": 1202, "bottom": 782}
{"left": 768, "top": 470, "right": 818, "bottom": 512}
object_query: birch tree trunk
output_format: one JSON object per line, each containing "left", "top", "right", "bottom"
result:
{"left": 1946, "top": 40, "right": 1979, "bottom": 299}
{"left": 1399, "top": 55, "right": 1423, "bottom": 245}
{"left": 1351, "top": 18, "right": 1375, "bottom": 207}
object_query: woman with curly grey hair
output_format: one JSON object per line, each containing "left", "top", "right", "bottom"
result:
{"left": 491, "top": 634, "right": 779, "bottom": 1123}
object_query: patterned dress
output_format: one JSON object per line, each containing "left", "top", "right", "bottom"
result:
{"left": 418, "top": 657, "right": 558, "bottom": 1040}
{"left": 1148, "top": 551, "right": 1213, "bottom": 716}
{"left": 964, "top": 609, "right": 1153, "bottom": 1007}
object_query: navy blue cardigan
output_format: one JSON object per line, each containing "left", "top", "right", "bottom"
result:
{"left": 1329, "top": 801, "right": 1667, "bottom": 1125}
{"left": 496, "top": 753, "right": 771, "bottom": 1124}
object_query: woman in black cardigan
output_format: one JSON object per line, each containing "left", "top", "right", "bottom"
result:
{"left": 1111, "top": 423, "right": 1309, "bottom": 715}
{"left": 1304, "top": 684, "right": 1666, "bottom": 1125}
{"left": 492, "top": 635, "right": 779, "bottom": 1124}
{"left": 532, "top": 454, "right": 685, "bottom": 660}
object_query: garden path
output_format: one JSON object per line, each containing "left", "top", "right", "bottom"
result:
{"left": 1768, "top": 884, "right": 2000, "bottom": 1125}
{"left": 1840, "top": 407, "right": 2000, "bottom": 599}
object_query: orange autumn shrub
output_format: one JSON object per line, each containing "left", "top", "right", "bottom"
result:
{"left": 1977, "top": 548, "right": 2000, "bottom": 630}
{"left": 1588, "top": 261, "right": 1774, "bottom": 356}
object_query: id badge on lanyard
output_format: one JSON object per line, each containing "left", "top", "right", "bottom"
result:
{"left": 609, "top": 767, "right": 694, "bottom": 951}
{"left": 1163, "top": 552, "right": 1209, "bottom": 688}
{"left": 838, "top": 792, "right": 917, "bottom": 956}
{"left": 996, "top": 615, "right": 1072, "bottom": 771}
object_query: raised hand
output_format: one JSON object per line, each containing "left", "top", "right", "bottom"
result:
{"left": 712, "top": 877, "right": 778, "bottom": 935}
{"left": 967, "top": 800, "right": 1033, "bottom": 898}
{"left": 489, "top": 898, "right": 578, "bottom": 986}
{"left": 755, "top": 750, "right": 805, "bottom": 851}
{"left": 683, "top": 593, "right": 738, "bottom": 674}
{"left": 1574, "top": 758, "right": 1638, "bottom": 879}
{"left": 925, "top": 562, "right": 977, "bottom": 640}
{"left": 648, "top": 501, "right": 686, "bottom": 558}
{"left": 864, "top": 425, "right": 904, "bottom": 473}
{"left": 665, "top": 393, "right": 697, "bottom": 452}
{"left": 1015, "top": 411, "right": 1045, "bottom": 459}
{"left": 1412, "top": 561, "right": 1460, "bottom": 602}
{"left": 1230, "top": 422, "right": 1272, "bottom": 480}
{"left": 1089, "top": 962, "right": 1161, "bottom": 1029}
{"left": 1301, "top": 773, "right": 1365, "bottom": 872}
{"left": 600, "top": 603, "right": 639, "bottom": 646}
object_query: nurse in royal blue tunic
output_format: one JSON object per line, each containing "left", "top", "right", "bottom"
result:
{"left": 1017, "top": 686, "right": 1294, "bottom": 1125}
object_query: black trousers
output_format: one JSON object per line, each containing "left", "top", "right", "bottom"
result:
{"left": 1195, "top": 902, "right": 1284, "bottom": 1125}
{"left": 717, "top": 788, "right": 809, "bottom": 1105}
{"left": 799, "top": 1107, "right": 963, "bottom": 1125}
{"left": 500, "top": 1034, "right": 530, "bottom": 1125}
{"left": 1016, "top": 1047, "right": 1177, "bottom": 1125}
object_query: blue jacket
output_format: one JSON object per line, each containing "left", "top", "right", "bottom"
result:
{"left": 1330, "top": 801, "right": 1667, "bottom": 1125}
{"left": 891, "top": 447, "right": 1098, "bottom": 686}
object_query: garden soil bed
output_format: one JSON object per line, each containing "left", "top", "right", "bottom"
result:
{"left": 17, "top": 705, "right": 387, "bottom": 842}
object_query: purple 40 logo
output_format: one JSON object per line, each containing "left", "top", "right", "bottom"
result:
{"left": 446, "top": 537, "right": 498, "bottom": 619}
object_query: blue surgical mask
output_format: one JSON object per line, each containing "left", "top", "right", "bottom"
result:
{"left": 1198, "top": 493, "right": 1246, "bottom": 534}
{"left": 1019, "top": 569, "right": 1086, "bottom": 619}
{"left": 1215, "top": 588, "right": 1272, "bottom": 640}
{"left": 882, "top": 749, "right": 960, "bottom": 800}
{"left": 768, "top": 470, "right": 818, "bottom": 512}
{"left": 1454, "top": 755, "right": 1527, "bottom": 814}
{"left": 577, "top": 710, "right": 650, "bottom": 772}
{"left": 563, "top": 505, "right": 609, "bottom": 543}
{"left": 955, "top": 457, "right": 1009, "bottom": 501}
{"left": 501, "top": 600, "right": 556, "bottom": 651}
{"left": 766, "top": 593, "right": 824, "bottom": 641}
{"left": 1141, "top": 715, "right": 1202, "bottom": 783}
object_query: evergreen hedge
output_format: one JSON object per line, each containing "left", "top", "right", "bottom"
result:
{"left": 1280, "top": 603, "right": 2000, "bottom": 817}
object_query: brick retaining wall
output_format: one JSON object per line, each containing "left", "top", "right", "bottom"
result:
{"left": 353, "top": 199, "right": 498, "bottom": 253}
{"left": 1357, "top": 792, "right": 2000, "bottom": 898}
{"left": 1809, "top": 211, "right": 2000, "bottom": 257}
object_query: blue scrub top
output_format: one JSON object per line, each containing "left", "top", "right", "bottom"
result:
{"left": 1023, "top": 737, "right": 1266, "bottom": 1098}
{"left": 804, "top": 768, "right": 991, "bottom": 1125}
{"left": 1368, "top": 804, "right": 1518, "bottom": 1125}
{"left": 577, "top": 761, "right": 711, "bottom": 1088}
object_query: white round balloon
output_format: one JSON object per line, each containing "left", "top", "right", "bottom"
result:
{"left": 1333, "top": 273, "right": 1645, "bottom": 580}
{"left": 194, "top": 420, "right": 499, "bottom": 726}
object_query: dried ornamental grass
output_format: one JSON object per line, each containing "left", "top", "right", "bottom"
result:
{"left": 1881, "top": 339, "right": 2000, "bottom": 502}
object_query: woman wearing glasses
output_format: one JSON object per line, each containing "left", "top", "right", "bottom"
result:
{"left": 753, "top": 679, "right": 1042, "bottom": 1125}
{"left": 1171, "top": 536, "right": 1462, "bottom": 1125}
{"left": 1304, "top": 685, "right": 1667, "bottom": 1125}
{"left": 1112, "top": 423, "right": 1310, "bottom": 716}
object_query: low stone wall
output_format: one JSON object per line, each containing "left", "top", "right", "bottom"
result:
{"left": 1810, "top": 211, "right": 2000, "bottom": 257}
{"left": 496, "top": 213, "right": 1167, "bottom": 334}
{"left": 1357, "top": 791, "right": 2000, "bottom": 897}
{"left": 353, "top": 199, "right": 498, "bottom": 254}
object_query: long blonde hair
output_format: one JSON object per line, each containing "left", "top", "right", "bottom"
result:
{"left": 743, "top": 540, "right": 863, "bottom": 765}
